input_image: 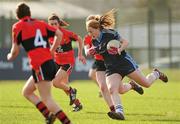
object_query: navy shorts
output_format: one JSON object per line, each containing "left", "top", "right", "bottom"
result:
{"left": 92, "top": 60, "right": 106, "bottom": 71}
{"left": 105, "top": 53, "right": 138, "bottom": 78}
{"left": 32, "top": 59, "right": 57, "bottom": 83}
{"left": 95, "top": 60, "right": 106, "bottom": 71}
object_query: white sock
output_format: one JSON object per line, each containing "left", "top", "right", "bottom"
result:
{"left": 115, "top": 104, "right": 123, "bottom": 114}
{"left": 146, "top": 71, "right": 159, "bottom": 83}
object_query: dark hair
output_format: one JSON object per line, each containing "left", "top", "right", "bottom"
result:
{"left": 48, "top": 13, "right": 69, "bottom": 26}
{"left": 48, "top": 13, "right": 61, "bottom": 23}
{"left": 16, "top": 2, "right": 31, "bottom": 19}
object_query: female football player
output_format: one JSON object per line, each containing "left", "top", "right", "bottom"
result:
{"left": 48, "top": 13, "right": 86, "bottom": 111}
{"left": 84, "top": 15, "right": 144, "bottom": 114}
{"left": 86, "top": 9, "right": 168, "bottom": 120}
{"left": 8, "top": 2, "right": 71, "bottom": 124}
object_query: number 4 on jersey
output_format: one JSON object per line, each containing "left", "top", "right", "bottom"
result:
{"left": 34, "top": 29, "right": 47, "bottom": 48}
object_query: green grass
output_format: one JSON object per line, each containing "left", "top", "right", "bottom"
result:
{"left": 0, "top": 78, "right": 180, "bottom": 124}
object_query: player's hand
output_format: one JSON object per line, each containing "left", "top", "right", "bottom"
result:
{"left": 7, "top": 53, "right": 13, "bottom": 61}
{"left": 78, "top": 55, "right": 86, "bottom": 64}
{"left": 107, "top": 46, "right": 118, "bottom": 55}
{"left": 87, "top": 47, "right": 96, "bottom": 55}
{"left": 117, "top": 47, "right": 123, "bottom": 55}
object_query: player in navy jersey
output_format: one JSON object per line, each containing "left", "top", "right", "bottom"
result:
{"left": 86, "top": 9, "right": 168, "bottom": 120}
{"left": 7, "top": 3, "right": 71, "bottom": 124}
{"left": 84, "top": 14, "right": 144, "bottom": 115}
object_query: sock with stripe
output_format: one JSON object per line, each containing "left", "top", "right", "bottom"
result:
{"left": 55, "top": 110, "right": 71, "bottom": 124}
{"left": 36, "top": 101, "right": 50, "bottom": 119}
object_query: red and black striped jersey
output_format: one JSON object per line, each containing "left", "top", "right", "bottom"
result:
{"left": 49, "top": 27, "right": 78, "bottom": 65}
{"left": 12, "top": 16, "right": 56, "bottom": 70}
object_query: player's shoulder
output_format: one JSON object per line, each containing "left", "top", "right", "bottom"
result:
{"left": 35, "top": 19, "right": 47, "bottom": 25}
{"left": 12, "top": 20, "right": 24, "bottom": 31}
{"left": 60, "top": 28, "right": 73, "bottom": 34}
{"left": 102, "top": 28, "right": 118, "bottom": 35}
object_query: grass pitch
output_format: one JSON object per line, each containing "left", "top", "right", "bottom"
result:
{"left": 0, "top": 73, "right": 180, "bottom": 124}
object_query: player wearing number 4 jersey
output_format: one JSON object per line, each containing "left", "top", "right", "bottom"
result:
{"left": 7, "top": 2, "right": 71, "bottom": 124}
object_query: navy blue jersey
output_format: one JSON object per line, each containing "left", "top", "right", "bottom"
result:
{"left": 92, "top": 29, "right": 138, "bottom": 77}
{"left": 92, "top": 29, "right": 126, "bottom": 66}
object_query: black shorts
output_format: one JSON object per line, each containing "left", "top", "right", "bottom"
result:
{"left": 55, "top": 63, "right": 73, "bottom": 75}
{"left": 32, "top": 59, "right": 57, "bottom": 83}
{"left": 92, "top": 61, "right": 97, "bottom": 69}
{"left": 92, "top": 60, "right": 106, "bottom": 71}
{"left": 105, "top": 54, "right": 138, "bottom": 78}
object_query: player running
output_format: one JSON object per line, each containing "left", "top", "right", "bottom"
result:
{"left": 84, "top": 15, "right": 144, "bottom": 114}
{"left": 86, "top": 9, "right": 168, "bottom": 120}
{"left": 48, "top": 13, "right": 86, "bottom": 112}
{"left": 7, "top": 2, "right": 72, "bottom": 124}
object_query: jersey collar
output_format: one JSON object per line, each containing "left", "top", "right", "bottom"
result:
{"left": 20, "top": 16, "right": 31, "bottom": 21}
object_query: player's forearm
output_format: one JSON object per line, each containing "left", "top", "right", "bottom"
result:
{"left": 77, "top": 36, "right": 84, "bottom": 56}
{"left": 50, "top": 29, "right": 62, "bottom": 54}
{"left": 119, "top": 39, "right": 129, "bottom": 51}
{"left": 7, "top": 48, "right": 19, "bottom": 61}
{"left": 7, "top": 43, "right": 20, "bottom": 61}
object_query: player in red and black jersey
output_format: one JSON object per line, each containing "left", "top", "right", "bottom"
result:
{"left": 48, "top": 14, "right": 86, "bottom": 112}
{"left": 7, "top": 3, "right": 71, "bottom": 124}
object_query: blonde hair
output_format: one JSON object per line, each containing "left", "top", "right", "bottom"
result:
{"left": 86, "top": 9, "right": 117, "bottom": 30}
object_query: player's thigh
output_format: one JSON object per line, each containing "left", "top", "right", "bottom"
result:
{"left": 89, "top": 68, "right": 96, "bottom": 78}
{"left": 55, "top": 68, "right": 68, "bottom": 81}
{"left": 36, "top": 80, "right": 52, "bottom": 100}
{"left": 106, "top": 73, "right": 122, "bottom": 91}
{"left": 127, "top": 69, "right": 148, "bottom": 86}
{"left": 96, "top": 71, "right": 106, "bottom": 86}
{"left": 22, "top": 76, "right": 36, "bottom": 94}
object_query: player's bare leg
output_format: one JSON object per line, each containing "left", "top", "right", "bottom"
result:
{"left": 96, "top": 71, "right": 114, "bottom": 112}
{"left": 106, "top": 74, "right": 125, "bottom": 120}
{"left": 37, "top": 80, "right": 71, "bottom": 124}
{"left": 127, "top": 69, "right": 168, "bottom": 88}
{"left": 22, "top": 76, "right": 53, "bottom": 123}
{"left": 119, "top": 81, "right": 144, "bottom": 95}
{"left": 53, "top": 69, "right": 77, "bottom": 106}
{"left": 89, "top": 68, "right": 102, "bottom": 97}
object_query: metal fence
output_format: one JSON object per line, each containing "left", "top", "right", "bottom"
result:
{"left": 1, "top": 9, "right": 180, "bottom": 70}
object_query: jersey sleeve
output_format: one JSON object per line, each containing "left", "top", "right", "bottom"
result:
{"left": 68, "top": 31, "right": 78, "bottom": 41}
{"left": 114, "top": 31, "right": 121, "bottom": 41}
{"left": 84, "top": 35, "right": 92, "bottom": 46}
{"left": 12, "top": 24, "right": 21, "bottom": 45}
{"left": 44, "top": 22, "right": 56, "bottom": 38}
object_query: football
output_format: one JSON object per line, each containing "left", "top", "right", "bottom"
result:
{"left": 107, "top": 39, "right": 120, "bottom": 50}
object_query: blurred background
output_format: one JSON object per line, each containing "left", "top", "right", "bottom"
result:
{"left": 0, "top": 0, "right": 180, "bottom": 80}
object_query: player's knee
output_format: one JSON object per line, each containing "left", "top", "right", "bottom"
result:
{"left": 22, "top": 88, "right": 30, "bottom": 99}
{"left": 52, "top": 78, "right": 63, "bottom": 88}
{"left": 143, "top": 83, "right": 151, "bottom": 88}
{"left": 141, "top": 80, "right": 151, "bottom": 88}
{"left": 119, "top": 90, "right": 125, "bottom": 94}
{"left": 108, "top": 87, "right": 115, "bottom": 94}
{"left": 99, "top": 84, "right": 106, "bottom": 93}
